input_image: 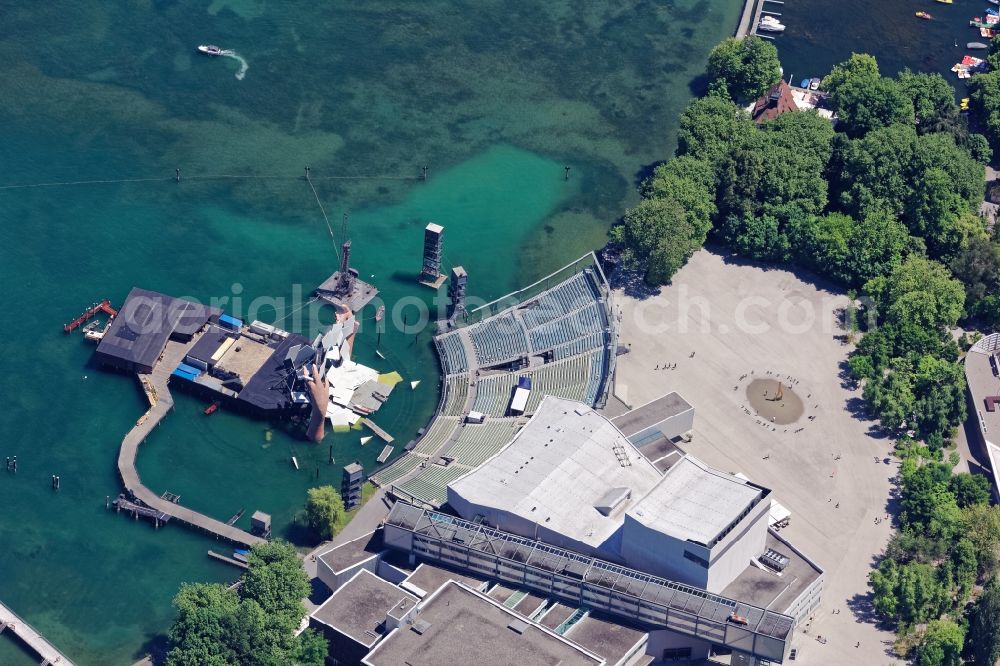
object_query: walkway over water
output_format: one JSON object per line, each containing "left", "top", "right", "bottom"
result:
{"left": 0, "top": 599, "right": 76, "bottom": 665}
{"left": 116, "top": 336, "right": 265, "bottom": 548}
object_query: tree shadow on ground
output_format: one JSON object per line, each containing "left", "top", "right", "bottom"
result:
{"left": 846, "top": 591, "right": 888, "bottom": 628}
{"left": 716, "top": 246, "right": 847, "bottom": 297}
{"left": 606, "top": 266, "right": 662, "bottom": 300}
{"left": 279, "top": 515, "right": 315, "bottom": 546}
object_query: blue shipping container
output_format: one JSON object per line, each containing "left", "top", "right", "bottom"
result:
{"left": 219, "top": 314, "right": 243, "bottom": 330}
{"left": 172, "top": 368, "right": 198, "bottom": 381}
{"left": 176, "top": 362, "right": 202, "bottom": 377}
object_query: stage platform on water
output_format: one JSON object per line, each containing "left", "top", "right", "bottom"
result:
{"left": 314, "top": 272, "right": 379, "bottom": 312}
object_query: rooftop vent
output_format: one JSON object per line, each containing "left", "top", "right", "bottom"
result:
{"left": 760, "top": 548, "right": 790, "bottom": 572}
{"left": 594, "top": 487, "right": 631, "bottom": 516}
{"left": 507, "top": 618, "right": 529, "bottom": 634}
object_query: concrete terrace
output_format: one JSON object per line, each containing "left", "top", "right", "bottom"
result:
{"left": 116, "top": 335, "right": 265, "bottom": 548}
{"left": 613, "top": 249, "right": 900, "bottom": 665}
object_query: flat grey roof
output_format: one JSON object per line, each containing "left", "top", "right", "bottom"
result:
{"left": 96, "top": 287, "right": 220, "bottom": 369}
{"left": 311, "top": 570, "right": 417, "bottom": 648}
{"left": 403, "top": 562, "right": 487, "bottom": 596}
{"left": 636, "top": 433, "right": 684, "bottom": 462}
{"left": 611, "top": 392, "right": 693, "bottom": 437}
{"left": 318, "top": 530, "right": 382, "bottom": 574}
{"left": 186, "top": 325, "right": 233, "bottom": 364}
{"left": 628, "top": 455, "right": 766, "bottom": 546}
{"left": 564, "top": 612, "right": 646, "bottom": 665}
{"left": 721, "top": 532, "right": 823, "bottom": 616}
{"left": 449, "top": 396, "right": 662, "bottom": 549}
{"left": 364, "top": 581, "right": 602, "bottom": 665}
{"left": 965, "top": 336, "right": 1000, "bottom": 497}
{"left": 538, "top": 602, "right": 574, "bottom": 631}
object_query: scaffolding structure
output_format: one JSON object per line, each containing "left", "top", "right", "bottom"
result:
{"left": 419, "top": 223, "right": 447, "bottom": 288}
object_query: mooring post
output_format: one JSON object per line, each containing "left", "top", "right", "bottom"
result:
{"left": 422, "top": 165, "right": 428, "bottom": 181}
{"left": 564, "top": 166, "right": 571, "bottom": 181}
{"left": 315, "top": 467, "right": 320, "bottom": 479}
{"left": 329, "top": 445, "right": 333, "bottom": 464}
{"left": 175, "top": 168, "right": 181, "bottom": 183}
{"left": 106, "top": 495, "right": 110, "bottom": 509}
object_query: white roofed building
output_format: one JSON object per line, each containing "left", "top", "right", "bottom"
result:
{"left": 448, "top": 396, "right": 771, "bottom": 593}
{"left": 447, "top": 397, "right": 662, "bottom": 560}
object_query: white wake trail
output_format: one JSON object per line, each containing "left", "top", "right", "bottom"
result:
{"left": 219, "top": 50, "right": 248, "bottom": 80}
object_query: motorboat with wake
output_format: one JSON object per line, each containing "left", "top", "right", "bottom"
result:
{"left": 197, "top": 44, "right": 223, "bottom": 56}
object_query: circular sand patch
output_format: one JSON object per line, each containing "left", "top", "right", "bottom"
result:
{"left": 745, "top": 378, "right": 804, "bottom": 425}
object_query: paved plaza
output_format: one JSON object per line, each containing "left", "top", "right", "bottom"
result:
{"left": 613, "top": 249, "right": 902, "bottom": 665}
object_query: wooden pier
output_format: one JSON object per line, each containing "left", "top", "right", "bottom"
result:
{"left": 208, "top": 550, "right": 249, "bottom": 570}
{"left": 735, "top": 0, "right": 765, "bottom": 38}
{"left": 0, "top": 598, "right": 76, "bottom": 665}
{"left": 362, "top": 418, "right": 394, "bottom": 443}
{"left": 116, "top": 337, "right": 265, "bottom": 548}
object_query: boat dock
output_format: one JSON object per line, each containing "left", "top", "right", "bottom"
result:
{"left": 116, "top": 336, "right": 266, "bottom": 548}
{"left": 736, "top": 0, "right": 773, "bottom": 39}
{"left": 0, "top": 598, "right": 76, "bottom": 666}
{"left": 362, "top": 418, "right": 394, "bottom": 443}
{"left": 376, "top": 445, "right": 394, "bottom": 464}
{"left": 208, "top": 550, "right": 249, "bottom": 570}
{"left": 63, "top": 299, "right": 117, "bottom": 333}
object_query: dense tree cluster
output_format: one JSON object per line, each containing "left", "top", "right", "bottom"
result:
{"left": 869, "top": 441, "right": 1000, "bottom": 664}
{"left": 166, "top": 541, "right": 326, "bottom": 666}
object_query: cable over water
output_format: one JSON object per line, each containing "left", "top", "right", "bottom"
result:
{"left": 305, "top": 175, "right": 341, "bottom": 264}
{"left": 0, "top": 172, "right": 421, "bottom": 190}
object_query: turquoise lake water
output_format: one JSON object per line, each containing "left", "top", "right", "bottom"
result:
{"left": 0, "top": 1, "right": 744, "bottom": 662}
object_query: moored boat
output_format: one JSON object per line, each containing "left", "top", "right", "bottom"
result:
{"left": 969, "top": 42, "right": 989, "bottom": 49}
{"left": 916, "top": 11, "right": 932, "bottom": 19}
{"left": 809, "top": 78, "right": 821, "bottom": 90}
{"left": 758, "top": 16, "right": 786, "bottom": 33}
{"left": 204, "top": 401, "right": 219, "bottom": 415}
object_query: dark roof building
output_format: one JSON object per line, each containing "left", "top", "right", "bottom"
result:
{"left": 363, "top": 580, "right": 604, "bottom": 666}
{"left": 94, "top": 288, "right": 221, "bottom": 373}
{"left": 750, "top": 81, "right": 798, "bottom": 123}
{"left": 310, "top": 569, "right": 419, "bottom": 666}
